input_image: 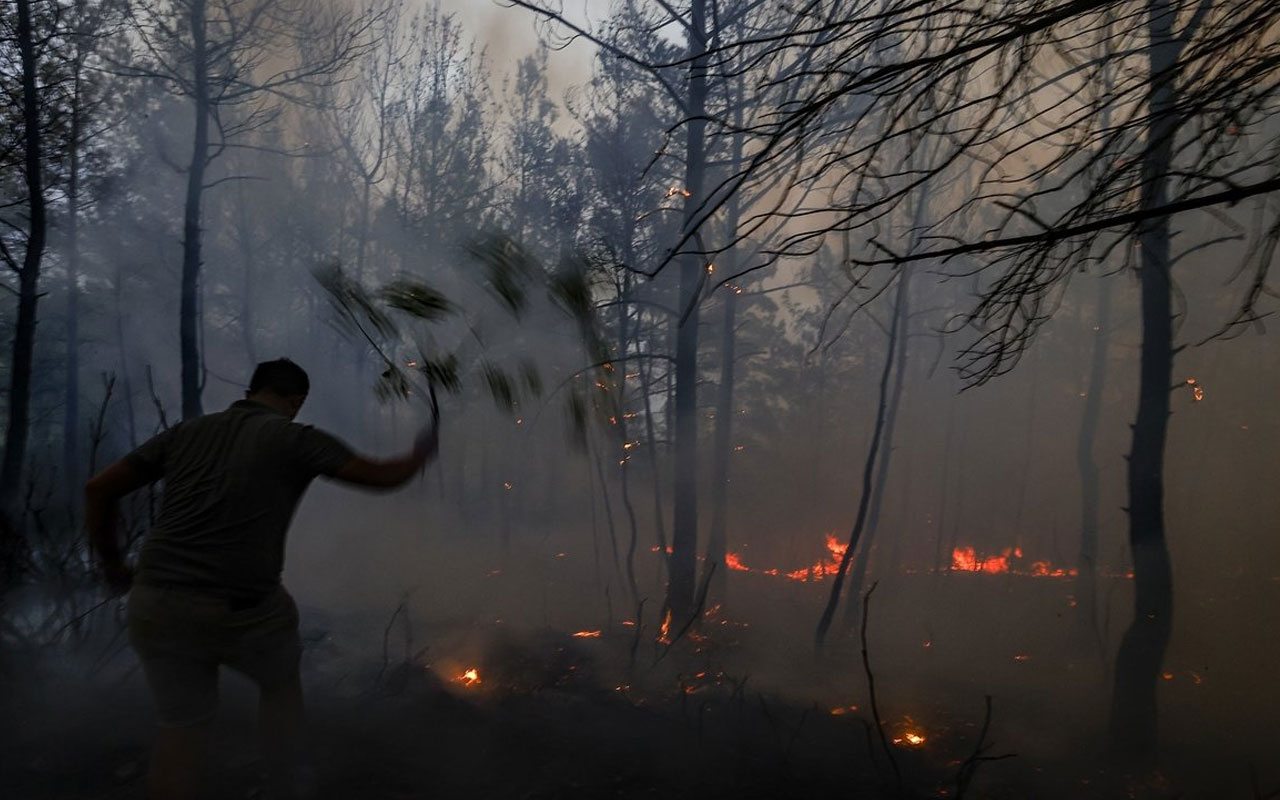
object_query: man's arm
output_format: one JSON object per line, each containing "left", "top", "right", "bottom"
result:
{"left": 329, "top": 425, "right": 438, "bottom": 489}
{"left": 84, "top": 460, "right": 153, "bottom": 593}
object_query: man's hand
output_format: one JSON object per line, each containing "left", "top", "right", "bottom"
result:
{"left": 102, "top": 560, "right": 134, "bottom": 596}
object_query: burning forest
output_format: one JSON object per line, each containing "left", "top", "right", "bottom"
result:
{"left": 3, "top": 1, "right": 1280, "bottom": 799}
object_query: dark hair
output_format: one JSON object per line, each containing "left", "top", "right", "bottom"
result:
{"left": 249, "top": 359, "right": 310, "bottom": 397}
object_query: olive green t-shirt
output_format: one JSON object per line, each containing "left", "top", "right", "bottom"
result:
{"left": 126, "top": 400, "right": 355, "bottom": 596}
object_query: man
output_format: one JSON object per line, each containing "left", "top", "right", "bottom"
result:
{"left": 85, "top": 359, "right": 435, "bottom": 799}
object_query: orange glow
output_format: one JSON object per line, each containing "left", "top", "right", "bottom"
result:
{"left": 658, "top": 608, "right": 672, "bottom": 644}
{"left": 572, "top": 630, "right": 602, "bottom": 638}
{"left": 725, "top": 552, "right": 749, "bottom": 572}
{"left": 457, "top": 668, "right": 481, "bottom": 686}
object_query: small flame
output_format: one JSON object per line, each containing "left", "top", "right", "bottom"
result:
{"left": 572, "top": 630, "right": 602, "bottom": 638}
{"left": 458, "top": 668, "right": 481, "bottom": 686}
{"left": 658, "top": 608, "right": 673, "bottom": 644}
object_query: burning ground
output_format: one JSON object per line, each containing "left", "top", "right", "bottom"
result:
{"left": 3, "top": 507, "right": 1277, "bottom": 800}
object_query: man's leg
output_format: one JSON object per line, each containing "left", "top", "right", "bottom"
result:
{"left": 259, "top": 672, "right": 305, "bottom": 795}
{"left": 227, "top": 588, "right": 307, "bottom": 796}
{"left": 149, "top": 723, "right": 212, "bottom": 800}
{"left": 128, "top": 585, "right": 222, "bottom": 800}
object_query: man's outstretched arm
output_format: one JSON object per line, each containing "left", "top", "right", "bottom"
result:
{"left": 84, "top": 461, "right": 152, "bottom": 593}
{"left": 329, "top": 425, "right": 438, "bottom": 489}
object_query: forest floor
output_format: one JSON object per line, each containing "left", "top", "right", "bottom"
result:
{"left": 3, "top": 567, "right": 1278, "bottom": 799}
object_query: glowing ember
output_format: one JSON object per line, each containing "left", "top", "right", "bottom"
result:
{"left": 658, "top": 609, "right": 672, "bottom": 644}
{"left": 829, "top": 705, "right": 859, "bottom": 715}
{"left": 572, "top": 630, "right": 602, "bottom": 638}
{"left": 892, "top": 731, "right": 927, "bottom": 747}
{"left": 457, "top": 668, "right": 481, "bottom": 686}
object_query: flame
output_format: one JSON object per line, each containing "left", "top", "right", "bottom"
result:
{"left": 572, "top": 630, "right": 602, "bottom": 638}
{"left": 724, "top": 533, "right": 847, "bottom": 582}
{"left": 658, "top": 608, "right": 672, "bottom": 644}
{"left": 951, "top": 546, "right": 1078, "bottom": 578}
{"left": 457, "top": 668, "right": 481, "bottom": 686}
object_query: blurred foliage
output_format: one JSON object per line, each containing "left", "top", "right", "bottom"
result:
{"left": 316, "top": 231, "right": 603, "bottom": 423}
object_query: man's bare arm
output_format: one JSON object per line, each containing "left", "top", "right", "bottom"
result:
{"left": 84, "top": 461, "right": 152, "bottom": 592}
{"left": 329, "top": 425, "right": 438, "bottom": 489}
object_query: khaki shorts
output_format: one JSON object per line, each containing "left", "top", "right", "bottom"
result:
{"left": 127, "top": 583, "right": 302, "bottom": 728}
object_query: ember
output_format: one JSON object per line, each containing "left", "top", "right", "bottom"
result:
{"left": 571, "top": 630, "right": 602, "bottom": 638}
{"left": 457, "top": 668, "right": 481, "bottom": 687}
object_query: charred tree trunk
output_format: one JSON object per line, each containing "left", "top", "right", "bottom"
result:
{"left": 842, "top": 268, "right": 910, "bottom": 629}
{"left": 636, "top": 326, "right": 669, "bottom": 578}
{"left": 666, "top": 0, "right": 708, "bottom": 623}
{"left": 933, "top": 390, "right": 958, "bottom": 575}
{"left": 2, "top": 0, "right": 48, "bottom": 522}
{"left": 815, "top": 270, "right": 908, "bottom": 650}
{"left": 616, "top": 274, "right": 640, "bottom": 602}
{"left": 180, "top": 0, "right": 210, "bottom": 420}
{"left": 1108, "top": 0, "right": 1178, "bottom": 758}
{"left": 703, "top": 280, "right": 737, "bottom": 605}
{"left": 63, "top": 67, "right": 84, "bottom": 496}
{"left": 1075, "top": 275, "right": 1111, "bottom": 658}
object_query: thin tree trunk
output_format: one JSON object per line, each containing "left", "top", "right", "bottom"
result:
{"left": 666, "top": 0, "right": 708, "bottom": 622}
{"left": 63, "top": 67, "right": 83, "bottom": 497}
{"left": 1075, "top": 274, "right": 1111, "bottom": 658}
{"left": 815, "top": 270, "right": 909, "bottom": 650}
{"left": 2, "top": 0, "right": 48, "bottom": 517}
{"left": 933, "top": 390, "right": 958, "bottom": 575}
{"left": 843, "top": 267, "right": 911, "bottom": 629}
{"left": 616, "top": 274, "right": 640, "bottom": 602}
{"left": 636, "top": 328, "right": 669, "bottom": 577}
{"left": 1108, "top": 0, "right": 1178, "bottom": 757}
{"left": 703, "top": 282, "right": 736, "bottom": 606}
{"left": 180, "top": 0, "right": 210, "bottom": 420}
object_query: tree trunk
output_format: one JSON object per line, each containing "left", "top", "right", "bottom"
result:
{"left": 1075, "top": 274, "right": 1111, "bottom": 658}
{"left": 703, "top": 282, "right": 736, "bottom": 606}
{"left": 180, "top": 0, "right": 210, "bottom": 420}
{"left": 2, "top": 0, "right": 48, "bottom": 520}
{"left": 815, "top": 269, "right": 908, "bottom": 650}
{"left": 63, "top": 66, "right": 84, "bottom": 496}
{"left": 666, "top": 0, "right": 708, "bottom": 623}
{"left": 1108, "top": 0, "right": 1178, "bottom": 758}
{"left": 933, "top": 390, "right": 958, "bottom": 575}
{"left": 616, "top": 274, "right": 640, "bottom": 602}
{"left": 843, "top": 267, "right": 910, "bottom": 629}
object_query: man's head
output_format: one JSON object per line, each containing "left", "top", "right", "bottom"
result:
{"left": 247, "top": 359, "right": 310, "bottom": 419}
